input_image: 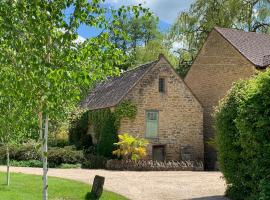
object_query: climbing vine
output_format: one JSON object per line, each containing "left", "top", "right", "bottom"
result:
{"left": 114, "top": 100, "right": 137, "bottom": 128}
{"left": 69, "top": 101, "right": 137, "bottom": 158}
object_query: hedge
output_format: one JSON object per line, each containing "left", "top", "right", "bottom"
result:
{"left": 0, "top": 144, "right": 84, "bottom": 168}
{"left": 215, "top": 69, "right": 270, "bottom": 200}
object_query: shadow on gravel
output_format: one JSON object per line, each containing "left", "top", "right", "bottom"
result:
{"left": 190, "top": 196, "right": 229, "bottom": 200}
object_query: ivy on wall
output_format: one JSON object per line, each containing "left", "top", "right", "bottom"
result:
{"left": 114, "top": 100, "right": 137, "bottom": 128}
{"left": 69, "top": 100, "right": 137, "bottom": 158}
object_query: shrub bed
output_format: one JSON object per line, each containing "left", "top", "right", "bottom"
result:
{"left": 81, "top": 154, "right": 107, "bottom": 169}
{"left": 48, "top": 146, "right": 84, "bottom": 167}
{"left": 0, "top": 143, "right": 108, "bottom": 169}
{"left": 106, "top": 159, "right": 203, "bottom": 171}
{"left": 9, "top": 160, "right": 43, "bottom": 168}
{"left": 0, "top": 144, "right": 84, "bottom": 168}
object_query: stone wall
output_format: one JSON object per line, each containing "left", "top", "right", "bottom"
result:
{"left": 184, "top": 29, "right": 257, "bottom": 169}
{"left": 118, "top": 57, "right": 204, "bottom": 161}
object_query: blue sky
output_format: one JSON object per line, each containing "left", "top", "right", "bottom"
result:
{"left": 74, "top": 0, "right": 194, "bottom": 39}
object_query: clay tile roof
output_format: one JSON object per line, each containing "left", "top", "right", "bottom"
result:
{"left": 81, "top": 60, "right": 158, "bottom": 110}
{"left": 215, "top": 27, "right": 270, "bottom": 68}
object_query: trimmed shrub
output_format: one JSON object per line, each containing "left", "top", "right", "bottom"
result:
{"left": 0, "top": 143, "right": 84, "bottom": 168}
{"left": 215, "top": 69, "right": 270, "bottom": 200}
{"left": 48, "top": 146, "right": 84, "bottom": 167}
{"left": 214, "top": 80, "right": 249, "bottom": 198}
{"left": 0, "top": 141, "right": 41, "bottom": 161}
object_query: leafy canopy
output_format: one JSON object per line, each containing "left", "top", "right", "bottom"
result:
{"left": 168, "top": 0, "right": 270, "bottom": 77}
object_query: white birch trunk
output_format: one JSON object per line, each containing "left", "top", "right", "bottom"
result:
{"left": 42, "top": 114, "right": 49, "bottom": 200}
{"left": 6, "top": 145, "right": 10, "bottom": 186}
{"left": 39, "top": 111, "right": 43, "bottom": 140}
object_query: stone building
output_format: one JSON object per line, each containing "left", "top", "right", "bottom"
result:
{"left": 82, "top": 55, "right": 204, "bottom": 162}
{"left": 185, "top": 27, "right": 270, "bottom": 169}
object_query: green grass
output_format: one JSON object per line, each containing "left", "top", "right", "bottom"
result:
{"left": 0, "top": 172, "right": 128, "bottom": 200}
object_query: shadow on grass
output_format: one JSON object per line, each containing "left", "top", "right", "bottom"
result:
{"left": 85, "top": 192, "right": 99, "bottom": 200}
{"left": 190, "top": 196, "right": 229, "bottom": 200}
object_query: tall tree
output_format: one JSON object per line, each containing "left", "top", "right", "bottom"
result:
{"left": 109, "top": 14, "right": 160, "bottom": 69}
{"left": 134, "top": 38, "right": 179, "bottom": 69}
{"left": 169, "top": 0, "right": 270, "bottom": 77}
{"left": 0, "top": 1, "right": 152, "bottom": 199}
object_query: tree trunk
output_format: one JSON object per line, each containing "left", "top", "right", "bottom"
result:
{"left": 42, "top": 114, "right": 49, "bottom": 200}
{"left": 39, "top": 111, "right": 43, "bottom": 140}
{"left": 6, "top": 145, "right": 10, "bottom": 186}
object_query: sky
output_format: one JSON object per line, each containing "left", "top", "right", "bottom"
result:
{"left": 75, "top": 0, "right": 194, "bottom": 39}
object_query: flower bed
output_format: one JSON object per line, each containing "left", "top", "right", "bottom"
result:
{"left": 106, "top": 159, "right": 203, "bottom": 171}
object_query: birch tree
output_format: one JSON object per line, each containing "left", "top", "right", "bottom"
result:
{"left": 0, "top": 1, "right": 152, "bottom": 199}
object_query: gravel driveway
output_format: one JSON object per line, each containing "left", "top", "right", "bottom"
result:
{"left": 0, "top": 166, "right": 228, "bottom": 200}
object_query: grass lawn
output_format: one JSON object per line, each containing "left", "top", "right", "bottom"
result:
{"left": 0, "top": 172, "right": 128, "bottom": 200}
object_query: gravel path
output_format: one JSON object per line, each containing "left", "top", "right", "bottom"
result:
{"left": 0, "top": 166, "right": 228, "bottom": 200}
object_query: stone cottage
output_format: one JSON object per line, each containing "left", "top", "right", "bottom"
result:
{"left": 82, "top": 55, "right": 204, "bottom": 162}
{"left": 185, "top": 27, "right": 270, "bottom": 169}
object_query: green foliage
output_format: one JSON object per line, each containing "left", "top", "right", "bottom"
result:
{"left": 82, "top": 154, "right": 107, "bottom": 169}
{"left": 48, "top": 138, "right": 69, "bottom": 148}
{"left": 69, "top": 101, "right": 138, "bottom": 158}
{"left": 48, "top": 146, "right": 84, "bottom": 167}
{"left": 0, "top": 141, "right": 41, "bottom": 161}
{"left": 0, "top": 0, "right": 153, "bottom": 193}
{"left": 113, "top": 133, "right": 149, "bottom": 161}
{"left": 175, "top": 49, "right": 195, "bottom": 78}
{"left": 9, "top": 160, "right": 43, "bottom": 168}
{"left": 89, "top": 109, "right": 118, "bottom": 158}
{"left": 69, "top": 110, "right": 93, "bottom": 150}
{"left": 134, "top": 39, "right": 179, "bottom": 69}
{"left": 114, "top": 100, "right": 137, "bottom": 128}
{"left": 215, "top": 69, "right": 270, "bottom": 199}
{"left": 0, "top": 172, "right": 128, "bottom": 200}
{"left": 59, "top": 163, "right": 82, "bottom": 169}
{"left": 169, "top": 0, "right": 270, "bottom": 77}
{"left": 259, "top": 179, "right": 270, "bottom": 200}
{"left": 109, "top": 14, "right": 159, "bottom": 70}
{"left": 0, "top": 143, "right": 84, "bottom": 168}
{"left": 215, "top": 80, "right": 248, "bottom": 199}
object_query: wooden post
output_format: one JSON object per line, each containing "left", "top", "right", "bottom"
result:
{"left": 90, "top": 175, "right": 105, "bottom": 199}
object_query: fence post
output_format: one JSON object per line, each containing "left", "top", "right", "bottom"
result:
{"left": 90, "top": 175, "right": 105, "bottom": 200}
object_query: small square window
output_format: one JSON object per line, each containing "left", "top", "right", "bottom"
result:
{"left": 159, "top": 78, "right": 165, "bottom": 93}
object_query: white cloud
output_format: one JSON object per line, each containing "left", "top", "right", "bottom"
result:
{"left": 105, "top": 0, "right": 194, "bottom": 24}
{"left": 74, "top": 35, "right": 86, "bottom": 44}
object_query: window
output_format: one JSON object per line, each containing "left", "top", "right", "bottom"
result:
{"left": 159, "top": 78, "right": 165, "bottom": 93}
{"left": 146, "top": 111, "right": 158, "bottom": 138}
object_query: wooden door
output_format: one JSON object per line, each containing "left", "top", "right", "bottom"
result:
{"left": 152, "top": 145, "right": 165, "bottom": 161}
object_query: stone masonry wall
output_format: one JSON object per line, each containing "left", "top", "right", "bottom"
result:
{"left": 118, "top": 57, "right": 204, "bottom": 161}
{"left": 184, "top": 29, "right": 257, "bottom": 169}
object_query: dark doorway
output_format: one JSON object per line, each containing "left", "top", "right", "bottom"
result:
{"left": 152, "top": 145, "right": 165, "bottom": 161}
